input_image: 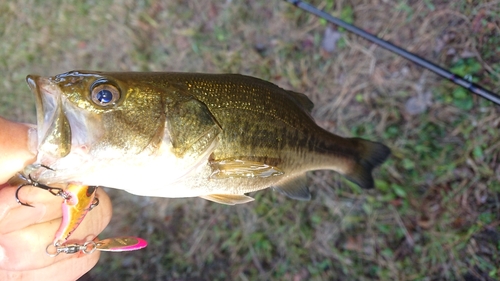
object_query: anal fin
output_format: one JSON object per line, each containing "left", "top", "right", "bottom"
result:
{"left": 273, "top": 174, "right": 311, "bottom": 201}
{"left": 200, "top": 194, "right": 255, "bottom": 205}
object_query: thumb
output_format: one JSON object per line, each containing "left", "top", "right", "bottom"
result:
{"left": 0, "top": 117, "right": 37, "bottom": 184}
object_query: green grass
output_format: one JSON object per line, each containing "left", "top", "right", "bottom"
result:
{"left": 1, "top": 0, "right": 499, "bottom": 280}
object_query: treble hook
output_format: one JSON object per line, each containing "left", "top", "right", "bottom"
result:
{"left": 15, "top": 174, "right": 69, "bottom": 207}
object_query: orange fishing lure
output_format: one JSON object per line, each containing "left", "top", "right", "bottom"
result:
{"left": 53, "top": 184, "right": 98, "bottom": 245}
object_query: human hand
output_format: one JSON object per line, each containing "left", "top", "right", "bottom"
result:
{"left": 0, "top": 117, "right": 112, "bottom": 281}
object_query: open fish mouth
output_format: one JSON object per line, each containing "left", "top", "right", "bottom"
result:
{"left": 26, "top": 75, "right": 72, "bottom": 158}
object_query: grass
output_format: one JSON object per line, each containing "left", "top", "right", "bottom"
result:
{"left": 1, "top": 0, "right": 499, "bottom": 280}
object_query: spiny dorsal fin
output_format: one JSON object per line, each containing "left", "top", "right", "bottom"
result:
{"left": 273, "top": 174, "right": 311, "bottom": 201}
{"left": 200, "top": 194, "right": 255, "bottom": 205}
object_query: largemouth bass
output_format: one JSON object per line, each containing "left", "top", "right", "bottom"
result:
{"left": 22, "top": 71, "right": 390, "bottom": 205}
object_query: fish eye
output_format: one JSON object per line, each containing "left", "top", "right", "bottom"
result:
{"left": 91, "top": 83, "right": 120, "bottom": 106}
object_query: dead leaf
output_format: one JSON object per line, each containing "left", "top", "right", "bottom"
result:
{"left": 405, "top": 91, "right": 432, "bottom": 115}
{"left": 321, "top": 25, "right": 342, "bottom": 53}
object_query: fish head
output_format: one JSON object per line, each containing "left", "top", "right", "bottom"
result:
{"left": 27, "top": 70, "right": 167, "bottom": 164}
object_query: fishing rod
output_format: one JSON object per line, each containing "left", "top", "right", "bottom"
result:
{"left": 284, "top": 0, "right": 500, "bottom": 106}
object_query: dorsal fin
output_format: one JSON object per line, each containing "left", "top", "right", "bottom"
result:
{"left": 286, "top": 90, "right": 314, "bottom": 113}
{"left": 273, "top": 174, "right": 311, "bottom": 201}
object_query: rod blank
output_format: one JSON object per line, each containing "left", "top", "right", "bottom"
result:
{"left": 285, "top": 0, "right": 500, "bottom": 106}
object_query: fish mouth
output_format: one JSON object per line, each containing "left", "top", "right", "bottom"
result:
{"left": 27, "top": 75, "right": 72, "bottom": 158}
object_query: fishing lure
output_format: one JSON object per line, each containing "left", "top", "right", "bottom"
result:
{"left": 52, "top": 183, "right": 99, "bottom": 246}
{"left": 46, "top": 236, "right": 148, "bottom": 257}
{"left": 14, "top": 175, "right": 148, "bottom": 255}
{"left": 12, "top": 172, "right": 98, "bottom": 244}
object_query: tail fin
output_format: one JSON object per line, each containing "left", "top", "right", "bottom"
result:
{"left": 344, "top": 138, "right": 391, "bottom": 189}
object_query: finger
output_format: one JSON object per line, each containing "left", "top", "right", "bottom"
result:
{"left": 0, "top": 250, "right": 100, "bottom": 281}
{"left": 0, "top": 189, "right": 111, "bottom": 271}
{"left": 0, "top": 185, "right": 111, "bottom": 235}
{"left": 0, "top": 179, "right": 66, "bottom": 209}
{"left": 0, "top": 185, "right": 64, "bottom": 235}
{"left": 0, "top": 118, "right": 36, "bottom": 184}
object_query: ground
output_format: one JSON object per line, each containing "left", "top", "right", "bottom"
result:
{"left": 0, "top": 0, "right": 499, "bottom": 280}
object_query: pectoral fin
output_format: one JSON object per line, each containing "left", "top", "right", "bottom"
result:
{"left": 167, "top": 99, "right": 221, "bottom": 159}
{"left": 209, "top": 159, "right": 284, "bottom": 179}
{"left": 273, "top": 174, "right": 311, "bottom": 201}
{"left": 200, "top": 194, "right": 255, "bottom": 205}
